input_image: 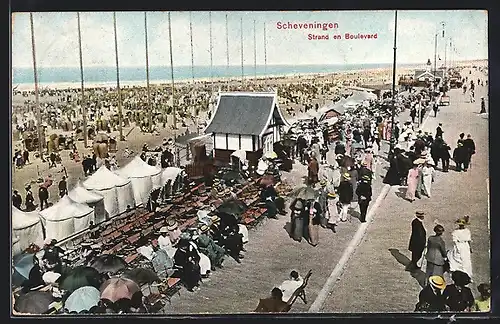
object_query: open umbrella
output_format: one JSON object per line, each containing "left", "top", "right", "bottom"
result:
{"left": 58, "top": 266, "right": 103, "bottom": 293}
{"left": 289, "top": 185, "right": 320, "bottom": 201}
{"left": 122, "top": 268, "right": 159, "bottom": 285}
{"left": 216, "top": 199, "right": 248, "bottom": 217}
{"left": 13, "top": 253, "right": 35, "bottom": 282}
{"left": 64, "top": 286, "right": 101, "bottom": 313}
{"left": 90, "top": 254, "right": 128, "bottom": 274}
{"left": 14, "top": 291, "right": 54, "bottom": 314}
{"left": 100, "top": 277, "right": 140, "bottom": 303}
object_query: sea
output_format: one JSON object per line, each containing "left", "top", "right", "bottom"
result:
{"left": 12, "top": 63, "right": 417, "bottom": 88}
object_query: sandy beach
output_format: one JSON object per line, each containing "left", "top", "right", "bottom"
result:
{"left": 10, "top": 60, "right": 485, "bottom": 206}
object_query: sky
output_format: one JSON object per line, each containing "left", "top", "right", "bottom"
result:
{"left": 11, "top": 10, "right": 488, "bottom": 68}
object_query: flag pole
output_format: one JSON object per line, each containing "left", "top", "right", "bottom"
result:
{"left": 253, "top": 19, "right": 257, "bottom": 80}
{"left": 263, "top": 22, "right": 268, "bottom": 90}
{"left": 225, "top": 13, "right": 230, "bottom": 91}
{"left": 113, "top": 12, "right": 124, "bottom": 141}
{"left": 168, "top": 12, "right": 176, "bottom": 130}
{"left": 189, "top": 12, "right": 195, "bottom": 84}
{"left": 389, "top": 10, "right": 398, "bottom": 156}
{"left": 240, "top": 17, "right": 244, "bottom": 88}
{"left": 209, "top": 11, "right": 214, "bottom": 93}
{"left": 29, "top": 13, "right": 43, "bottom": 158}
{"left": 77, "top": 12, "right": 88, "bottom": 148}
{"left": 144, "top": 12, "right": 152, "bottom": 133}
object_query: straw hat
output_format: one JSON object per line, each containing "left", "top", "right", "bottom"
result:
{"left": 199, "top": 224, "right": 210, "bottom": 233}
{"left": 167, "top": 220, "right": 178, "bottom": 231}
{"left": 456, "top": 218, "right": 468, "bottom": 226}
{"left": 159, "top": 226, "right": 168, "bottom": 234}
{"left": 413, "top": 158, "right": 426, "bottom": 165}
{"left": 343, "top": 172, "right": 351, "bottom": 180}
{"left": 211, "top": 215, "right": 220, "bottom": 223}
{"left": 361, "top": 174, "right": 371, "bottom": 181}
{"left": 429, "top": 276, "right": 446, "bottom": 290}
{"left": 327, "top": 192, "right": 337, "bottom": 198}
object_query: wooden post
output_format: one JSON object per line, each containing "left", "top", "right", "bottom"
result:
{"left": 113, "top": 12, "right": 124, "bottom": 141}
{"left": 168, "top": 12, "right": 176, "bottom": 130}
{"left": 29, "top": 13, "right": 43, "bottom": 159}
{"left": 77, "top": 12, "right": 88, "bottom": 148}
{"left": 144, "top": 12, "right": 153, "bottom": 132}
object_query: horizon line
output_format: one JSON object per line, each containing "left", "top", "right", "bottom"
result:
{"left": 11, "top": 59, "right": 488, "bottom": 70}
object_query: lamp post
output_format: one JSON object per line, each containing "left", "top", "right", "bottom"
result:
{"left": 388, "top": 10, "right": 398, "bottom": 156}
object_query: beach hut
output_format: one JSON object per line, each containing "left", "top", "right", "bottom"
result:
{"left": 204, "top": 91, "right": 290, "bottom": 167}
{"left": 318, "top": 98, "right": 348, "bottom": 122}
{"left": 39, "top": 196, "right": 93, "bottom": 240}
{"left": 12, "top": 206, "right": 44, "bottom": 254}
{"left": 83, "top": 165, "right": 134, "bottom": 217}
{"left": 115, "top": 155, "right": 163, "bottom": 206}
{"left": 68, "top": 183, "right": 107, "bottom": 224}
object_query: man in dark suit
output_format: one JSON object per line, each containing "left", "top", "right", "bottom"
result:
{"left": 407, "top": 211, "right": 426, "bottom": 271}
{"left": 436, "top": 123, "right": 443, "bottom": 138}
{"left": 254, "top": 287, "right": 289, "bottom": 313}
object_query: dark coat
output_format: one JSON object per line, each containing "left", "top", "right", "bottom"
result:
{"left": 443, "top": 284, "right": 474, "bottom": 311}
{"left": 408, "top": 218, "right": 426, "bottom": 252}
{"left": 425, "top": 235, "right": 447, "bottom": 265}
{"left": 417, "top": 285, "right": 448, "bottom": 312}
{"left": 337, "top": 180, "right": 353, "bottom": 204}
{"left": 254, "top": 298, "right": 289, "bottom": 313}
{"left": 463, "top": 138, "right": 476, "bottom": 156}
{"left": 453, "top": 146, "right": 468, "bottom": 162}
{"left": 436, "top": 126, "right": 443, "bottom": 138}
{"left": 356, "top": 181, "right": 372, "bottom": 202}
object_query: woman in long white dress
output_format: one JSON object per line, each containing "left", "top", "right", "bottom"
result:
{"left": 421, "top": 161, "right": 435, "bottom": 198}
{"left": 447, "top": 218, "right": 473, "bottom": 278}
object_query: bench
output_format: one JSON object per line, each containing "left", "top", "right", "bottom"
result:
{"left": 125, "top": 253, "right": 139, "bottom": 264}
{"left": 285, "top": 269, "right": 313, "bottom": 312}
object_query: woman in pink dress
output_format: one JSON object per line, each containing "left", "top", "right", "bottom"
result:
{"left": 405, "top": 163, "right": 421, "bottom": 202}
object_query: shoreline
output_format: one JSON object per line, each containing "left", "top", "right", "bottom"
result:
{"left": 12, "top": 65, "right": 423, "bottom": 92}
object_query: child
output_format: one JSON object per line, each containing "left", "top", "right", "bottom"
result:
{"left": 472, "top": 283, "right": 491, "bottom": 312}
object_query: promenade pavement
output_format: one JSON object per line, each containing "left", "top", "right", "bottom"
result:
{"left": 319, "top": 68, "right": 489, "bottom": 312}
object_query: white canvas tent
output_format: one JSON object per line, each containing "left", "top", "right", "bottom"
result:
{"left": 39, "top": 196, "right": 94, "bottom": 240}
{"left": 115, "top": 156, "right": 162, "bottom": 206}
{"left": 161, "top": 167, "right": 183, "bottom": 186}
{"left": 12, "top": 206, "right": 44, "bottom": 254}
{"left": 83, "top": 165, "right": 134, "bottom": 217}
{"left": 68, "top": 183, "right": 107, "bottom": 224}
{"left": 12, "top": 237, "right": 22, "bottom": 256}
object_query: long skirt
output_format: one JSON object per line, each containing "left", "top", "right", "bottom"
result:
{"left": 238, "top": 224, "right": 249, "bottom": 244}
{"left": 198, "top": 252, "right": 211, "bottom": 277}
{"left": 290, "top": 215, "right": 305, "bottom": 241}
{"left": 308, "top": 216, "right": 320, "bottom": 246}
{"left": 176, "top": 263, "right": 201, "bottom": 290}
{"left": 425, "top": 261, "right": 444, "bottom": 280}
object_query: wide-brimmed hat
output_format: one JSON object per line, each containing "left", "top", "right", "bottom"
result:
{"left": 413, "top": 158, "right": 426, "bottom": 165}
{"left": 159, "top": 226, "right": 168, "bottom": 233}
{"left": 361, "top": 174, "right": 371, "bottom": 181}
{"left": 343, "top": 172, "right": 351, "bottom": 180}
{"left": 167, "top": 220, "right": 178, "bottom": 231}
{"left": 415, "top": 211, "right": 425, "bottom": 217}
{"left": 211, "top": 215, "right": 220, "bottom": 223}
{"left": 429, "top": 276, "right": 446, "bottom": 290}
{"left": 179, "top": 232, "right": 191, "bottom": 241}
{"left": 420, "top": 151, "right": 428, "bottom": 157}
{"left": 199, "top": 224, "right": 210, "bottom": 233}
{"left": 293, "top": 200, "right": 304, "bottom": 210}
{"left": 456, "top": 217, "right": 469, "bottom": 226}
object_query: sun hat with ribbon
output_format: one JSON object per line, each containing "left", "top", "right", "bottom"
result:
{"left": 167, "top": 220, "right": 178, "bottom": 231}
{"left": 429, "top": 275, "right": 446, "bottom": 290}
{"left": 159, "top": 226, "right": 168, "bottom": 234}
